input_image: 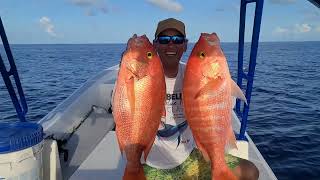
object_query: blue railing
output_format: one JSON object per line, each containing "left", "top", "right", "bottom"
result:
{"left": 0, "top": 17, "right": 28, "bottom": 122}
{"left": 236, "top": 0, "right": 264, "bottom": 140}
{"left": 307, "top": 0, "right": 320, "bottom": 8}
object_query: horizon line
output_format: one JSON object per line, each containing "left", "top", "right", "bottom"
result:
{"left": 4, "top": 40, "right": 320, "bottom": 45}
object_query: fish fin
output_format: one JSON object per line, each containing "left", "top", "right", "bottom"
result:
{"left": 212, "top": 167, "right": 237, "bottom": 180}
{"left": 195, "top": 77, "right": 224, "bottom": 99}
{"left": 143, "top": 138, "right": 155, "bottom": 162}
{"left": 226, "top": 127, "right": 237, "bottom": 151}
{"left": 115, "top": 130, "right": 124, "bottom": 156}
{"left": 161, "top": 104, "right": 166, "bottom": 118}
{"left": 200, "top": 149, "right": 210, "bottom": 162}
{"left": 126, "top": 77, "right": 135, "bottom": 116}
{"left": 199, "top": 147, "right": 210, "bottom": 162}
{"left": 194, "top": 136, "right": 210, "bottom": 162}
{"left": 231, "top": 79, "right": 247, "bottom": 104}
{"left": 231, "top": 96, "right": 236, "bottom": 109}
{"left": 211, "top": 147, "right": 237, "bottom": 180}
{"left": 123, "top": 164, "right": 146, "bottom": 180}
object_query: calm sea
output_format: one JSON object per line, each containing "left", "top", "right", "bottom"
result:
{"left": 1, "top": 42, "right": 320, "bottom": 180}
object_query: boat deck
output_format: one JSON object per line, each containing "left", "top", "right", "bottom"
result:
{"left": 69, "top": 112, "right": 277, "bottom": 180}
{"left": 38, "top": 68, "right": 277, "bottom": 180}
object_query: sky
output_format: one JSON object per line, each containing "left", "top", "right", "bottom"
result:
{"left": 0, "top": 0, "right": 319, "bottom": 44}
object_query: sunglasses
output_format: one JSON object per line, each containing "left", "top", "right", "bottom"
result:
{"left": 157, "top": 35, "right": 185, "bottom": 44}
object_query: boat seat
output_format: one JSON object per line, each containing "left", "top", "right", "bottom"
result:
{"left": 69, "top": 131, "right": 125, "bottom": 180}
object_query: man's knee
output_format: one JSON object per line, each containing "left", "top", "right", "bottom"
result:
{"left": 233, "top": 159, "right": 259, "bottom": 180}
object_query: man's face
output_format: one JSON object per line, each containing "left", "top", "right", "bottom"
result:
{"left": 153, "top": 28, "right": 187, "bottom": 68}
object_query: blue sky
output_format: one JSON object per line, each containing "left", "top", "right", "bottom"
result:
{"left": 0, "top": 0, "right": 319, "bottom": 44}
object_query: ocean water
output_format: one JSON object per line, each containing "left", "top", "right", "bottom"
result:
{"left": 1, "top": 42, "right": 320, "bottom": 179}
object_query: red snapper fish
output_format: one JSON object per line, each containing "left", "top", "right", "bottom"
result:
{"left": 183, "top": 33, "right": 246, "bottom": 180}
{"left": 112, "top": 34, "right": 166, "bottom": 180}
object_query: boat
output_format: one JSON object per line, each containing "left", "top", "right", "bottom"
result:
{"left": 3, "top": 0, "right": 318, "bottom": 179}
{"left": 36, "top": 64, "right": 277, "bottom": 180}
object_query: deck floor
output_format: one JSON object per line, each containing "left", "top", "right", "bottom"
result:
{"left": 70, "top": 113, "right": 277, "bottom": 180}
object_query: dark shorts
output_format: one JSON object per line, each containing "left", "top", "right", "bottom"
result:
{"left": 143, "top": 149, "right": 241, "bottom": 180}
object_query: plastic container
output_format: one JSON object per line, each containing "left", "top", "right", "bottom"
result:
{"left": 0, "top": 122, "right": 44, "bottom": 180}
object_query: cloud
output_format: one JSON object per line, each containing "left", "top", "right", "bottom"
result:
{"left": 39, "top": 17, "right": 57, "bottom": 37}
{"left": 269, "top": 0, "right": 296, "bottom": 5}
{"left": 85, "top": 9, "right": 96, "bottom": 16}
{"left": 146, "top": 0, "right": 183, "bottom": 12}
{"left": 273, "top": 23, "right": 316, "bottom": 37}
{"left": 69, "top": 0, "right": 109, "bottom": 16}
{"left": 215, "top": 8, "right": 225, "bottom": 12}
{"left": 70, "top": 0, "right": 95, "bottom": 6}
{"left": 273, "top": 27, "right": 289, "bottom": 34}
{"left": 294, "top": 23, "right": 312, "bottom": 33}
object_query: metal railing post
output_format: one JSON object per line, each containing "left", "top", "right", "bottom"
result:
{"left": 0, "top": 17, "right": 28, "bottom": 122}
{"left": 236, "top": 0, "right": 264, "bottom": 140}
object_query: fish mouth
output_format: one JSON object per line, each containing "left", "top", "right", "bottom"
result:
{"left": 203, "top": 33, "right": 219, "bottom": 46}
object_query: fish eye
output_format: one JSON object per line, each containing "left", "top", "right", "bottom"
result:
{"left": 147, "top": 52, "right": 153, "bottom": 59}
{"left": 199, "top": 51, "right": 205, "bottom": 59}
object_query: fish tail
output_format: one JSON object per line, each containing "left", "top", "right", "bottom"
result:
{"left": 210, "top": 149, "right": 238, "bottom": 180}
{"left": 211, "top": 166, "right": 237, "bottom": 180}
{"left": 123, "top": 164, "right": 146, "bottom": 180}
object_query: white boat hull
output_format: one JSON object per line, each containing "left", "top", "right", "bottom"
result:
{"left": 38, "top": 65, "right": 277, "bottom": 180}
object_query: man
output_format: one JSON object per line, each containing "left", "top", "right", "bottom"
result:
{"left": 142, "top": 18, "right": 259, "bottom": 180}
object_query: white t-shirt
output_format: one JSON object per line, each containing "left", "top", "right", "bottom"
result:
{"left": 144, "top": 63, "right": 195, "bottom": 169}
